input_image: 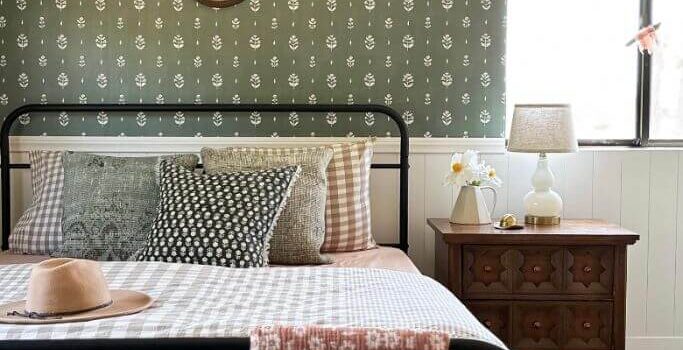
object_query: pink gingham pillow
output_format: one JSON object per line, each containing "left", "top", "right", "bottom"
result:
{"left": 322, "top": 139, "right": 376, "bottom": 252}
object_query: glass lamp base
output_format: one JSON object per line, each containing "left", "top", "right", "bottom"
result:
{"left": 525, "top": 215, "right": 561, "bottom": 225}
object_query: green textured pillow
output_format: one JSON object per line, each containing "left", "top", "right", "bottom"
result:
{"left": 54, "top": 153, "right": 199, "bottom": 261}
{"left": 201, "top": 146, "right": 333, "bottom": 265}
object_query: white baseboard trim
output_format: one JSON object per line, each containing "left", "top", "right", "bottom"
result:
{"left": 627, "top": 336, "right": 683, "bottom": 350}
{"left": 8, "top": 136, "right": 506, "bottom": 155}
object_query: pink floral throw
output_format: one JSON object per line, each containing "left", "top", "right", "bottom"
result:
{"left": 250, "top": 326, "right": 450, "bottom": 350}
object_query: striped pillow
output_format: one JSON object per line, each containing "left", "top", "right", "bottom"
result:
{"left": 10, "top": 151, "right": 64, "bottom": 255}
{"left": 322, "top": 139, "right": 377, "bottom": 252}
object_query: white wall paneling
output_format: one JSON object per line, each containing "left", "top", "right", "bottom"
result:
{"left": 647, "top": 152, "right": 678, "bottom": 336}
{"left": 592, "top": 152, "right": 624, "bottom": 225}
{"left": 676, "top": 152, "right": 683, "bottom": 337}
{"left": 621, "top": 151, "right": 651, "bottom": 337}
{"left": 369, "top": 153, "right": 400, "bottom": 246}
{"left": 422, "top": 153, "right": 454, "bottom": 277}
{"left": 563, "top": 151, "right": 595, "bottom": 222}
{"left": 407, "top": 154, "right": 426, "bottom": 271}
{"left": 3, "top": 137, "right": 683, "bottom": 349}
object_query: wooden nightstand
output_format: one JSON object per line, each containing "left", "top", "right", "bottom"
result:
{"left": 428, "top": 218, "right": 639, "bottom": 350}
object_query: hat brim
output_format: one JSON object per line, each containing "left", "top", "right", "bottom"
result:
{"left": 0, "top": 290, "right": 153, "bottom": 324}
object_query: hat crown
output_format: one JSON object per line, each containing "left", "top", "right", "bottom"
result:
{"left": 25, "top": 258, "right": 112, "bottom": 315}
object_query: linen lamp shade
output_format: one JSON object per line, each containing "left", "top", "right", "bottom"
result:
{"left": 507, "top": 104, "right": 577, "bottom": 225}
{"left": 508, "top": 104, "right": 578, "bottom": 154}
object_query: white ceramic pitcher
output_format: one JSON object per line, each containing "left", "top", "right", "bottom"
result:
{"left": 449, "top": 185, "right": 497, "bottom": 225}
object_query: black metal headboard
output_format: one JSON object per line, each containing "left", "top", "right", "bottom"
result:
{"left": 0, "top": 104, "right": 409, "bottom": 253}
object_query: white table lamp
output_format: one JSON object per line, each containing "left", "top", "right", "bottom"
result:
{"left": 508, "top": 104, "right": 578, "bottom": 225}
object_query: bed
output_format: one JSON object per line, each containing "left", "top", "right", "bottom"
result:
{"left": 0, "top": 104, "right": 506, "bottom": 350}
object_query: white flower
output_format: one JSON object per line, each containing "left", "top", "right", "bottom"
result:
{"left": 460, "top": 150, "right": 479, "bottom": 168}
{"left": 444, "top": 150, "right": 478, "bottom": 187}
{"left": 443, "top": 150, "right": 502, "bottom": 188}
{"left": 484, "top": 164, "right": 503, "bottom": 187}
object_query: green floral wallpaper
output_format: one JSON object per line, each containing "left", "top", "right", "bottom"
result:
{"left": 0, "top": 0, "right": 505, "bottom": 138}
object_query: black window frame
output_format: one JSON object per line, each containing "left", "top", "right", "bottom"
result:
{"left": 578, "top": 0, "right": 679, "bottom": 147}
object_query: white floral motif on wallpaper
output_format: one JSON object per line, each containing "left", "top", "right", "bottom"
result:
{"left": 0, "top": 0, "right": 505, "bottom": 137}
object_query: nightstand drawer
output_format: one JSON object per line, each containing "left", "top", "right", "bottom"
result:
{"left": 513, "top": 246, "right": 564, "bottom": 294}
{"left": 502, "top": 301, "right": 612, "bottom": 350}
{"left": 463, "top": 245, "right": 564, "bottom": 295}
{"left": 565, "top": 302, "right": 613, "bottom": 349}
{"left": 512, "top": 302, "right": 563, "bottom": 349}
{"left": 565, "top": 246, "right": 614, "bottom": 295}
{"left": 467, "top": 302, "right": 511, "bottom": 345}
{"left": 512, "top": 302, "right": 613, "bottom": 350}
{"left": 463, "top": 246, "right": 515, "bottom": 294}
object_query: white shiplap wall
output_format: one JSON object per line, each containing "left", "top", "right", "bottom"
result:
{"left": 4, "top": 138, "right": 683, "bottom": 349}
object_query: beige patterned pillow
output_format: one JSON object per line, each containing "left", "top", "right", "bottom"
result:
{"left": 201, "top": 146, "right": 334, "bottom": 265}
{"left": 322, "top": 139, "right": 377, "bottom": 252}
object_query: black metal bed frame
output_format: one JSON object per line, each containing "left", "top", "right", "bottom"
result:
{"left": 1, "top": 103, "right": 410, "bottom": 253}
{"left": 0, "top": 104, "right": 502, "bottom": 350}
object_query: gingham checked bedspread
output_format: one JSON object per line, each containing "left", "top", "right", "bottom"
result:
{"left": 0, "top": 262, "right": 505, "bottom": 349}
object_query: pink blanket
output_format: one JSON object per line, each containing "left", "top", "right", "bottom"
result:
{"left": 251, "top": 326, "right": 450, "bottom": 350}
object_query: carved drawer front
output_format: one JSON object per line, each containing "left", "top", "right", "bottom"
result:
{"left": 512, "top": 303, "right": 562, "bottom": 349}
{"left": 564, "top": 303, "right": 613, "bottom": 349}
{"left": 510, "top": 246, "right": 563, "bottom": 294}
{"left": 467, "top": 302, "right": 510, "bottom": 345}
{"left": 463, "top": 246, "right": 514, "bottom": 294}
{"left": 565, "top": 247, "right": 614, "bottom": 295}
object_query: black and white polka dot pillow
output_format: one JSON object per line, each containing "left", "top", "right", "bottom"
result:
{"left": 138, "top": 160, "right": 301, "bottom": 268}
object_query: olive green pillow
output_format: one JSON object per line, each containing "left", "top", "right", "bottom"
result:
{"left": 54, "top": 153, "right": 199, "bottom": 261}
{"left": 201, "top": 146, "right": 333, "bottom": 265}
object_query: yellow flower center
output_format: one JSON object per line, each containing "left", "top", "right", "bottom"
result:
{"left": 451, "top": 162, "right": 464, "bottom": 174}
{"left": 488, "top": 169, "right": 497, "bottom": 178}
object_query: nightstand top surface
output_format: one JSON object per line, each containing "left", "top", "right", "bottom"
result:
{"left": 427, "top": 218, "right": 639, "bottom": 245}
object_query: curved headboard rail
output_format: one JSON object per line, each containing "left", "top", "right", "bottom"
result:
{"left": 0, "top": 104, "right": 409, "bottom": 253}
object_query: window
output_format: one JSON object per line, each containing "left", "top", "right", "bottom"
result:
{"left": 507, "top": 0, "right": 640, "bottom": 141}
{"left": 649, "top": 1, "right": 683, "bottom": 140}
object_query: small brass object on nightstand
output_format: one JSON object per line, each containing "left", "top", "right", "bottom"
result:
{"left": 493, "top": 214, "right": 524, "bottom": 230}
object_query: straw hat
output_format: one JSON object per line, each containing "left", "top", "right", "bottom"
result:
{"left": 0, "top": 258, "right": 153, "bottom": 324}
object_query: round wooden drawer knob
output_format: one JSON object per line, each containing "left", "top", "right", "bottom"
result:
{"left": 532, "top": 321, "right": 542, "bottom": 329}
{"left": 484, "top": 265, "right": 493, "bottom": 272}
{"left": 583, "top": 322, "right": 592, "bottom": 329}
{"left": 533, "top": 265, "right": 542, "bottom": 273}
{"left": 583, "top": 266, "right": 592, "bottom": 273}
{"left": 484, "top": 320, "right": 493, "bottom": 328}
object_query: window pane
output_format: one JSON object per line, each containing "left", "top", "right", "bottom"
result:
{"left": 650, "top": 1, "right": 683, "bottom": 139}
{"left": 507, "top": 1, "right": 639, "bottom": 139}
